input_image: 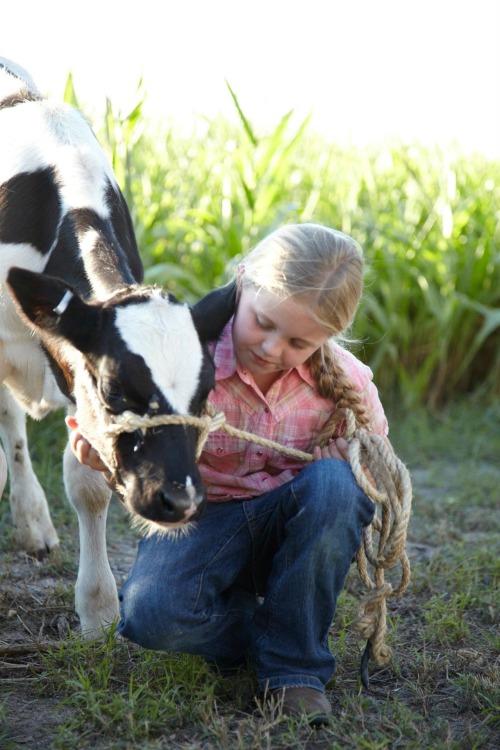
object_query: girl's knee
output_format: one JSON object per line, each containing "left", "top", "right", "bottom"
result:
{"left": 295, "top": 459, "right": 375, "bottom": 526}
{"left": 118, "top": 580, "right": 201, "bottom": 651}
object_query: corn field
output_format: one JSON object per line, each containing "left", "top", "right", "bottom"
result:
{"left": 66, "top": 76, "right": 500, "bottom": 408}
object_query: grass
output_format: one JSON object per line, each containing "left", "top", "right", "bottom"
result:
{"left": 67, "top": 81, "right": 500, "bottom": 408}
{"left": 1, "top": 397, "right": 499, "bottom": 748}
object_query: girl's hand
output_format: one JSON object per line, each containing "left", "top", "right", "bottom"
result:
{"left": 313, "top": 437, "right": 350, "bottom": 462}
{"left": 65, "top": 416, "right": 109, "bottom": 473}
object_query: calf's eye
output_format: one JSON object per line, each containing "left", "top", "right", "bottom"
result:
{"left": 100, "top": 379, "right": 127, "bottom": 408}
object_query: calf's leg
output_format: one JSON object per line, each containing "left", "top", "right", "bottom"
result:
{"left": 0, "top": 385, "right": 59, "bottom": 556}
{"left": 63, "top": 440, "right": 119, "bottom": 638}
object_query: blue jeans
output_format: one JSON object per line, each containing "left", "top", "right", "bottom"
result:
{"left": 118, "top": 459, "right": 375, "bottom": 692}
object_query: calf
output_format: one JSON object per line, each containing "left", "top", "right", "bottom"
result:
{"left": 0, "top": 58, "right": 235, "bottom": 636}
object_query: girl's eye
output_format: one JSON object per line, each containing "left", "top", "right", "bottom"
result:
{"left": 256, "top": 316, "right": 273, "bottom": 331}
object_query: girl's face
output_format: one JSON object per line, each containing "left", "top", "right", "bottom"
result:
{"left": 232, "top": 284, "right": 330, "bottom": 387}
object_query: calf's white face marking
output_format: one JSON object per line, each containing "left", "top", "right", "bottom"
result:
{"left": 115, "top": 292, "right": 203, "bottom": 415}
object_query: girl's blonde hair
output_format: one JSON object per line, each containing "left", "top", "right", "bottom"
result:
{"left": 241, "top": 223, "right": 371, "bottom": 432}
{"left": 241, "top": 223, "right": 364, "bottom": 336}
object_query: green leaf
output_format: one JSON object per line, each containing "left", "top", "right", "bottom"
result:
{"left": 225, "top": 79, "right": 257, "bottom": 146}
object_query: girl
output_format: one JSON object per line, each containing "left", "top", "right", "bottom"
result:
{"left": 69, "top": 223, "right": 389, "bottom": 726}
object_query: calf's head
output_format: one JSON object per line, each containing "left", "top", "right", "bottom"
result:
{"left": 6, "top": 267, "right": 236, "bottom": 533}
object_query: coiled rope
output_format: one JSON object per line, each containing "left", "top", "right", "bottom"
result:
{"left": 104, "top": 404, "right": 412, "bottom": 681}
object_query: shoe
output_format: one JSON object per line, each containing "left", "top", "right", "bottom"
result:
{"left": 271, "top": 687, "right": 332, "bottom": 727}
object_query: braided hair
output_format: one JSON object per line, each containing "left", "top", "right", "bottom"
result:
{"left": 308, "top": 346, "right": 371, "bottom": 445}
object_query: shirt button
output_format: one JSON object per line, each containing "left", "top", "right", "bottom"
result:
{"left": 216, "top": 447, "right": 224, "bottom": 455}
{"left": 257, "top": 450, "right": 263, "bottom": 456}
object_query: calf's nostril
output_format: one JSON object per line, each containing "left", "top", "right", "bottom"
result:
{"left": 160, "top": 493, "right": 179, "bottom": 519}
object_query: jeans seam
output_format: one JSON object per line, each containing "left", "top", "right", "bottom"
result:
{"left": 260, "top": 674, "right": 325, "bottom": 692}
{"left": 193, "top": 517, "right": 250, "bottom": 612}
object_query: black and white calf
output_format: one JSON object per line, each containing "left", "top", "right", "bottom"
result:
{"left": 0, "top": 58, "right": 235, "bottom": 636}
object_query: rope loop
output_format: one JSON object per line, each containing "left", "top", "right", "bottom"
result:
{"left": 353, "top": 583, "right": 393, "bottom": 665}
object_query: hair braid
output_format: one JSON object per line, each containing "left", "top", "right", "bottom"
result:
{"left": 308, "top": 346, "right": 371, "bottom": 447}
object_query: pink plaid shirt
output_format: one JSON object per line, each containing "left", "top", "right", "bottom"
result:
{"left": 200, "top": 320, "right": 388, "bottom": 502}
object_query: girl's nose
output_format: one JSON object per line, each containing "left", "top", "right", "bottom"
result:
{"left": 262, "top": 334, "right": 283, "bottom": 357}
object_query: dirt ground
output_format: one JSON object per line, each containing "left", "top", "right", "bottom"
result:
{"left": 0, "top": 499, "right": 138, "bottom": 747}
{"left": 1, "top": 459, "right": 499, "bottom": 749}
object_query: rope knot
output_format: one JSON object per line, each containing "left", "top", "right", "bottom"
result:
{"left": 353, "top": 582, "right": 394, "bottom": 666}
{"left": 195, "top": 408, "right": 227, "bottom": 458}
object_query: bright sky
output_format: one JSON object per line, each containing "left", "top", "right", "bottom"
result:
{"left": 2, "top": 0, "right": 499, "bottom": 157}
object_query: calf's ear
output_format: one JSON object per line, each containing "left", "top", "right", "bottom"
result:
{"left": 6, "top": 267, "right": 100, "bottom": 353}
{"left": 190, "top": 280, "right": 237, "bottom": 342}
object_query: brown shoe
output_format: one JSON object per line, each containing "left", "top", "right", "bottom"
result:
{"left": 272, "top": 687, "right": 332, "bottom": 727}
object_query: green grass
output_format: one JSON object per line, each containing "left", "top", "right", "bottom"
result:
{"left": 1, "top": 398, "right": 499, "bottom": 748}
{"left": 48, "top": 77, "right": 500, "bottom": 409}
{"left": 40, "top": 627, "right": 225, "bottom": 749}
{"left": 80, "top": 84, "right": 500, "bottom": 408}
